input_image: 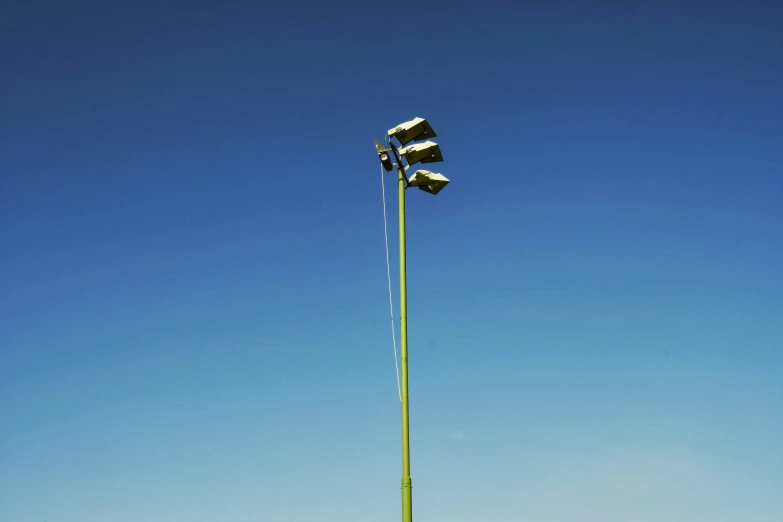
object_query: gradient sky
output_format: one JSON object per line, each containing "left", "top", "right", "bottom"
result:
{"left": 1, "top": 2, "right": 782, "bottom": 521}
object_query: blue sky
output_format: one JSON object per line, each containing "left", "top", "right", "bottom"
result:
{"left": 1, "top": 1, "right": 781, "bottom": 521}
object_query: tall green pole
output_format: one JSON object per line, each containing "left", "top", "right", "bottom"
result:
{"left": 398, "top": 165, "right": 413, "bottom": 522}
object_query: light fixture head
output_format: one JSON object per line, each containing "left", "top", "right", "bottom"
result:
{"left": 387, "top": 117, "right": 437, "bottom": 146}
{"left": 375, "top": 139, "right": 394, "bottom": 171}
{"left": 398, "top": 141, "right": 443, "bottom": 166}
{"left": 408, "top": 170, "right": 450, "bottom": 195}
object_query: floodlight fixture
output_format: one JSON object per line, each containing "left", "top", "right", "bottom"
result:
{"left": 375, "top": 139, "right": 394, "bottom": 171}
{"left": 387, "top": 117, "right": 437, "bottom": 146}
{"left": 398, "top": 141, "right": 443, "bottom": 166}
{"left": 408, "top": 170, "right": 450, "bottom": 195}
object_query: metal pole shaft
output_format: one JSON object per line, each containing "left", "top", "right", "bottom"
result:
{"left": 398, "top": 166, "right": 413, "bottom": 522}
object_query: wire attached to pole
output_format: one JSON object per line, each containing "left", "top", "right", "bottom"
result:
{"left": 381, "top": 163, "right": 403, "bottom": 402}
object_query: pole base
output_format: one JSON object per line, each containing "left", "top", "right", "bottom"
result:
{"left": 402, "top": 477, "right": 412, "bottom": 522}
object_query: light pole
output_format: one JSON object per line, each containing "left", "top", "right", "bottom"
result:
{"left": 375, "top": 117, "right": 449, "bottom": 522}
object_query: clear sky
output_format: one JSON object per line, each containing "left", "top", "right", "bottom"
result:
{"left": 1, "top": 1, "right": 782, "bottom": 521}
